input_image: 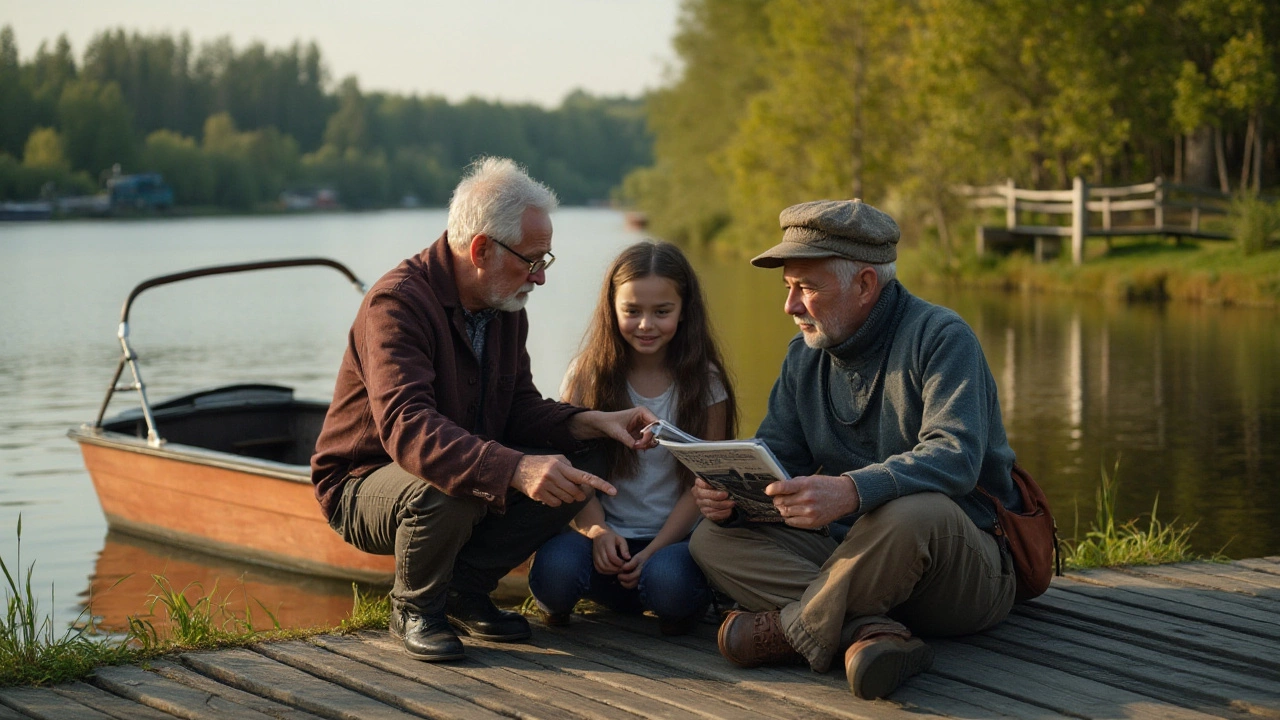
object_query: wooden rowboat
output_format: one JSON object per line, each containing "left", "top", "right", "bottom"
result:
{"left": 68, "top": 258, "right": 394, "bottom": 583}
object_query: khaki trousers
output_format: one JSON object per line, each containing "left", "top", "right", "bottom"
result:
{"left": 690, "top": 492, "right": 1015, "bottom": 671}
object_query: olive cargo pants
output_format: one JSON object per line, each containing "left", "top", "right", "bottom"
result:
{"left": 690, "top": 492, "right": 1016, "bottom": 672}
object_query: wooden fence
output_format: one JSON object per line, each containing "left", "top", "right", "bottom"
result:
{"left": 953, "top": 176, "right": 1233, "bottom": 265}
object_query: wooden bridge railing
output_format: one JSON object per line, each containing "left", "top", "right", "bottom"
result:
{"left": 953, "top": 176, "right": 1232, "bottom": 265}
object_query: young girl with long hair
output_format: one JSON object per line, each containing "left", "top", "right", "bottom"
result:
{"left": 528, "top": 240, "right": 737, "bottom": 634}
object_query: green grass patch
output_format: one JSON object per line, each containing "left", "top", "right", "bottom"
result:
{"left": 903, "top": 227, "right": 1280, "bottom": 307}
{"left": 1062, "top": 462, "right": 1221, "bottom": 570}
{"left": 0, "top": 517, "right": 392, "bottom": 687}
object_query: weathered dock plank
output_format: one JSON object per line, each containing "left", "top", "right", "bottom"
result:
{"left": 994, "top": 613, "right": 1280, "bottom": 713}
{"left": 3, "top": 561, "right": 1277, "bottom": 719}
{"left": 1124, "top": 563, "right": 1280, "bottom": 598}
{"left": 575, "top": 611, "right": 942, "bottom": 720}
{"left": 929, "top": 640, "right": 1225, "bottom": 720}
{"left": 1052, "top": 576, "right": 1280, "bottom": 640}
{"left": 1064, "top": 568, "right": 1280, "bottom": 629}
{"left": 91, "top": 663, "right": 281, "bottom": 719}
{"left": 147, "top": 658, "right": 327, "bottom": 720}
{"left": 251, "top": 639, "right": 509, "bottom": 720}
{"left": 1027, "top": 588, "right": 1280, "bottom": 670}
{"left": 180, "top": 647, "right": 421, "bottom": 719}
{"left": 0, "top": 699, "right": 35, "bottom": 720}
{"left": 51, "top": 680, "right": 179, "bottom": 720}
{"left": 316, "top": 632, "right": 645, "bottom": 720}
{"left": 525, "top": 622, "right": 820, "bottom": 719}
{"left": 0, "top": 685, "right": 121, "bottom": 720}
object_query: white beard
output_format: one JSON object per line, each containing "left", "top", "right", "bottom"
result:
{"left": 488, "top": 283, "right": 536, "bottom": 312}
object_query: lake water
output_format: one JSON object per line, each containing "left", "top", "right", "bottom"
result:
{"left": 1, "top": 208, "right": 1277, "bottom": 636}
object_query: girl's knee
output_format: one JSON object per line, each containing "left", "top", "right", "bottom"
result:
{"left": 639, "top": 544, "right": 708, "bottom": 615}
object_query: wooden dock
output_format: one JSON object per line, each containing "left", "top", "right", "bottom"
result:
{"left": 2, "top": 558, "right": 1278, "bottom": 719}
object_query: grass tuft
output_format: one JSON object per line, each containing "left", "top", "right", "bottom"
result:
{"left": 126, "top": 576, "right": 281, "bottom": 651}
{"left": 337, "top": 584, "right": 390, "bottom": 633}
{"left": 1063, "top": 461, "right": 1214, "bottom": 569}
{"left": 0, "top": 517, "right": 135, "bottom": 686}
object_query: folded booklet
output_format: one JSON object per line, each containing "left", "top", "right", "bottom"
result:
{"left": 645, "top": 420, "right": 791, "bottom": 525}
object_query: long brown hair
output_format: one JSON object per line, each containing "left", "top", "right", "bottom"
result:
{"left": 563, "top": 240, "right": 738, "bottom": 482}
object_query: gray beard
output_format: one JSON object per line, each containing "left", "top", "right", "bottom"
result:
{"left": 489, "top": 283, "right": 534, "bottom": 312}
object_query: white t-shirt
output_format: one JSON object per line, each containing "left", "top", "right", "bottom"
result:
{"left": 561, "top": 364, "right": 727, "bottom": 538}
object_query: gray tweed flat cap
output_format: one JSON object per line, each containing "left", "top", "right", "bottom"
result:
{"left": 751, "top": 199, "right": 899, "bottom": 268}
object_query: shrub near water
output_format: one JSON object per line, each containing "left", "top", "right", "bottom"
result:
{"left": 1064, "top": 462, "right": 1211, "bottom": 569}
{"left": 1231, "top": 194, "right": 1280, "bottom": 256}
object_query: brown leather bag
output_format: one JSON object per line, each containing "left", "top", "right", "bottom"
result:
{"left": 978, "top": 463, "right": 1060, "bottom": 602}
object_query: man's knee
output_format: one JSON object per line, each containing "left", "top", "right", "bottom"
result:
{"left": 849, "top": 489, "right": 967, "bottom": 545}
{"left": 689, "top": 518, "right": 728, "bottom": 570}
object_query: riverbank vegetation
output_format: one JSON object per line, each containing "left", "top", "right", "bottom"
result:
{"left": 623, "top": 0, "right": 1279, "bottom": 266}
{"left": 0, "top": 27, "right": 650, "bottom": 209}
{"left": 898, "top": 225, "right": 1280, "bottom": 307}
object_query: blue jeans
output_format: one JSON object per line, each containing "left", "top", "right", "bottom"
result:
{"left": 529, "top": 530, "right": 709, "bottom": 622}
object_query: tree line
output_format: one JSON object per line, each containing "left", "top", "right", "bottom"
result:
{"left": 622, "top": 0, "right": 1279, "bottom": 252}
{"left": 0, "top": 27, "right": 651, "bottom": 208}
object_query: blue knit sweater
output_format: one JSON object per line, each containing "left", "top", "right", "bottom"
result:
{"left": 757, "top": 280, "right": 1021, "bottom": 529}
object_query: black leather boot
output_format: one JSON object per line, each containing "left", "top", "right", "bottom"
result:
{"left": 389, "top": 605, "right": 464, "bottom": 661}
{"left": 445, "top": 590, "right": 531, "bottom": 641}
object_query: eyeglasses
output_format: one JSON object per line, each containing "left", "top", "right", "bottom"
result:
{"left": 490, "top": 237, "right": 555, "bottom": 274}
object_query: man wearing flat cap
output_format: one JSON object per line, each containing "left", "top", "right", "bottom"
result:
{"left": 690, "top": 199, "right": 1021, "bottom": 699}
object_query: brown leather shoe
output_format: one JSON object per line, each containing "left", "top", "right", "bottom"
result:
{"left": 844, "top": 622, "right": 934, "bottom": 699}
{"left": 716, "top": 610, "right": 806, "bottom": 668}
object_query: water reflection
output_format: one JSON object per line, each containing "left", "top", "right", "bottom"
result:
{"left": 86, "top": 531, "right": 368, "bottom": 635}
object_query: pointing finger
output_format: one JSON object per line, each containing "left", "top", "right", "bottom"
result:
{"left": 571, "top": 469, "right": 617, "bottom": 496}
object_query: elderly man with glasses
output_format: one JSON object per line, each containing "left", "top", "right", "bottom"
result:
{"left": 311, "top": 156, "right": 657, "bottom": 662}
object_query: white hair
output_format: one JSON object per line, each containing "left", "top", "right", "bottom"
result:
{"left": 447, "top": 157, "right": 559, "bottom": 253}
{"left": 827, "top": 257, "right": 897, "bottom": 290}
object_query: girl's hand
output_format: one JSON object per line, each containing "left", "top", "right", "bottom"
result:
{"left": 692, "top": 478, "right": 734, "bottom": 522}
{"left": 618, "top": 550, "right": 651, "bottom": 589}
{"left": 591, "top": 529, "right": 630, "bottom": 574}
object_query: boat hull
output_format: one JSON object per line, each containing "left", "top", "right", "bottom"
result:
{"left": 72, "top": 428, "right": 394, "bottom": 583}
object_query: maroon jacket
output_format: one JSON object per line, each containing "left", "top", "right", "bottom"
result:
{"left": 311, "top": 234, "right": 585, "bottom": 519}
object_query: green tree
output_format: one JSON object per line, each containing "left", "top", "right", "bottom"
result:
{"left": 0, "top": 27, "right": 38, "bottom": 159}
{"left": 139, "top": 129, "right": 215, "bottom": 204}
{"left": 721, "top": 0, "right": 911, "bottom": 247}
{"left": 301, "top": 144, "right": 390, "bottom": 208}
{"left": 56, "top": 78, "right": 136, "bottom": 177}
{"left": 322, "top": 77, "right": 369, "bottom": 152}
{"left": 201, "top": 112, "right": 258, "bottom": 208}
{"left": 621, "top": 0, "right": 773, "bottom": 244}
{"left": 21, "top": 126, "right": 69, "bottom": 170}
{"left": 1173, "top": 0, "right": 1277, "bottom": 191}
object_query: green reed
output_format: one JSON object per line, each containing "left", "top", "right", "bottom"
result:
{"left": 336, "top": 583, "right": 390, "bottom": 633}
{"left": 126, "top": 575, "right": 282, "bottom": 651}
{"left": 1063, "top": 461, "right": 1215, "bottom": 569}
{"left": 0, "top": 517, "right": 135, "bottom": 686}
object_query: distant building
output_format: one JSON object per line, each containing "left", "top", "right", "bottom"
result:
{"left": 279, "top": 187, "right": 340, "bottom": 211}
{"left": 107, "top": 173, "right": 174, "bottom": 211}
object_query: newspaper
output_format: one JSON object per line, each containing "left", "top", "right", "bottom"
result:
{"left": 645, "top": 420, "right": 790, "bottom": 524}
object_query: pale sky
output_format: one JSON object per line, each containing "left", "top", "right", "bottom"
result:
{"left": 3, "top": 0, "right": 684, "bottom": 107}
